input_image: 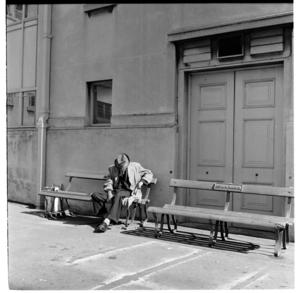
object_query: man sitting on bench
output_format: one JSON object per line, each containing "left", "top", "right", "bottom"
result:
{"left": 92, "top": 153, "right": 153, "bottom": 233}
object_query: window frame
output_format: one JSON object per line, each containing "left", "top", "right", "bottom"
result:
{"left": 6, "top": 4, "right": 39, "bottom": 128}
{"left": 88, "top": 80, "right": 113, "bottom": 127}
{"left": 6, "top": 4, "right": 39, "bottom": 24}
{"left": 7, "top": 89, "right": 36, "bottom": 128}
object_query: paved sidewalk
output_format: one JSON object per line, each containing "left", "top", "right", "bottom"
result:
{"left": 7, "top": 202, "right": 295, "bottom": 290}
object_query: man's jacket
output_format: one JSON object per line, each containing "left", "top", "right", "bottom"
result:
{"left": 103, "top": 162, "right": 153, "bottom": 203}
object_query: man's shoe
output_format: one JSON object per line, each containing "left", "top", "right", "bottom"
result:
{"left": 94, "top": 222, "right": 108, "bottom": 233}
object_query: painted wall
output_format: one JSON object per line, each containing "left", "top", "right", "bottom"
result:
{"left": 7, "top": 130, "right": 38, "bottom": 204}
{"left": 7, "top": 5, "right": 43, "bottom": 205}
{"left": 45, "top": 127, "right": 177, "bottom": 214}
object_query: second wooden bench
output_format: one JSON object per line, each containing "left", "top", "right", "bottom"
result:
{"left": 147, "top": 179, "right": 294, "bottom": 257}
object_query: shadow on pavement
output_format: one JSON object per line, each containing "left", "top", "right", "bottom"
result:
{"left": 21, "top": 206, "right": 261, "bottom": 255}
{"left": 21, "top": 209, "right": 127, "bottom": 231}
{"left": 121, "top": 227, "right": 260, "bottom": 254}
{"left": 21, "top": 209, "right": 102, "bottom": 227}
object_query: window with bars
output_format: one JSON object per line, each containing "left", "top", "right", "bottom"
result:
{"left": 89, "top": 80, "right": 112, "bottom": 125}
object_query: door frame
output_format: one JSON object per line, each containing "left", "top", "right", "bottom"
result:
{"left": 186, "top": 65, "right": 285, "bottom": 227}
{"left": 187, "top": 64, "right": 284, "bottom": 203}
{"left": 176, "top": 60, "right": 293, "bottom": 219}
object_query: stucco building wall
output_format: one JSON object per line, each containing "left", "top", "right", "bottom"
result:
{"left": 7, "top": 130, "right": 38, "bottom": 204}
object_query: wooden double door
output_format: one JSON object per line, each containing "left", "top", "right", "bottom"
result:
{"left": 189, "top": 66, "right": 284, "bottom": 229}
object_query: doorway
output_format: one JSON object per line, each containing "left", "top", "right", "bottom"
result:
{"left": 188, "top": 66, "right": 284, "bottom": 229}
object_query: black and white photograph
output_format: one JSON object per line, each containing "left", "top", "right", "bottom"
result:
{"left": 4, "top": 1, "right": 296, "bottom": 290}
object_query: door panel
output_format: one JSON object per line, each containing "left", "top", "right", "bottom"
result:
{"left": 189, "top": 67, "right": 284, "bottom": 228}
{"left": 232, "top": 67, "right": 284, "bottom": 229}
{"left": 189, "top": 72, "right": 234, "bottom": 211}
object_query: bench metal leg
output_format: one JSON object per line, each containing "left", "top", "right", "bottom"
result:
{"left": 141, "top": 202, "right": 149, "bottom": 227}
{"left": 130, "top": 203, "right": 137, "bottom": 225}
{"left": 166, "top": 215, "right": 177, "bottom": 234}
{"left": 224, "top": 221, "right": 229, "bottom": 238}
{"left": 123, "top": 200, "right": 134, "bottom": 229}
{"left": 172, "top": 215, "right": 177, "bottom": 233}
{"left": 60, "top": 198, "right": 66, "bottom": 216}
{"left": 166, "top": 214, "right": 172, "bottom": 232}
{"left": 282, "top": 224, "right": 289, "bottom": 250}
{"left": 286, "top": 224, "right": 290, "bottom": 243}
{"left": 124, "top": 209, "right": 130, "bottom": 228}
{"left": 214, "top": 220, "right": 220, "bottom": 242}
{"left": 220, "top": 221, "right": 225, "bottom": 241}
{"left": 124, "top": 201, "right": 138, "bottom": 229}
{"left": 139, "top": 203, "right": 143, "bottom": 225}
{"left": 158, "top": 214, "right": 165, "bottom": 238}
{"left": 153, "top": 212, "right": 159, "bottom": 238}
{"left": 274, "top": 227, "right": 284, "bottom": 257}
{"left": 209, "top": 220, "right": 215, "bottom": 246}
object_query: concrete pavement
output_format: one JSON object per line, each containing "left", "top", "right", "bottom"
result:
{"left": 7, "top": 202, "right": 295, "bottom": 290}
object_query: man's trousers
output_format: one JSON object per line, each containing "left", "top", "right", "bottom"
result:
{"left": 91, "top": 190, "right": 131, "bottom": 224}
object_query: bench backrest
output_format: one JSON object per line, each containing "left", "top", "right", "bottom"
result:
{"left": 170, "top": 179, "right": 294, "bottom": 198}
{"left": 169, "top": 178, "right": 294, "bottom": 216}
{"left": 66, "top": 171, "right": 157, "bottom": 184}
{"left": 65, "top": 171, "right": 157, "bottom": 200}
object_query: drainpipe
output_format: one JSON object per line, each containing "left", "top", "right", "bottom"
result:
{"left": 35, "top": 4, "right": 52, "bottom": 208}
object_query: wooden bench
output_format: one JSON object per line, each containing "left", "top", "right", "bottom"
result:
{"left": 147, "top": 179, "right": 294, "bottom": 257}
{"left": 38, "top": 172, "right": 108, "bottom": 219}
{"left": 38, "top": 171, "right": 157, "bottom": 227}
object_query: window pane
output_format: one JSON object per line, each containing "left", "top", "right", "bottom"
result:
{"left": 91, "top": 80, "right": 112, "bottom": 124}
{"left": 23, "top": 24, "right": 37, "bottom": 88}
{"left": 14, "top": 5, "right": 23, "bottom": 21}
{"left": 7, "top": 28, "right": 22, "bottom": 90}
{"left": 25, "top": 5, "right": 38, "bottom": 18}
{"left": 6, "top": 5, "right": 15, "bottom": 17}
{"left": 22, "top": 91, "right": 36, "bottom": 126}
{"left": 6, "top": 5, "right": 22, "bottom": 23}
{"left": 7, "top": 93, "right": 20, "bottom": 127}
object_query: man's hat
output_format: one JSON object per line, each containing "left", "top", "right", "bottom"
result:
{"left": 114, "top": 153, "right": 130, "bottom": 172}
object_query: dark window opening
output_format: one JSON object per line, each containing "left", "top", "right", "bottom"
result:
{"left": 89, "top": 80, "right": 112, "bottom": 125}
{"left": 218, "top": 35, "right": 243, "bottom": 59}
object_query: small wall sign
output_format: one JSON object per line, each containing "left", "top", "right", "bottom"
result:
{"left": 213, "top": 183, "right": 242, "bottom": 192}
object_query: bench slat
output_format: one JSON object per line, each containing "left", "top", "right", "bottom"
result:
{"left": 39, "top": 190, "right": 92, "bottom": 201}
{"left": 147, "top": 206, "right": 290, "bottom": 228}
{"left": 65, "top": 172, "right": 108, "bottom": 180}
{"left": 170, "top": 179, "right": 214, "bottom": 190}
{"left": 242, "top": 184, "right": 294, "bottom": 197}
{"left": 170, "top": 179, "right": 294, "bottom": 198}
